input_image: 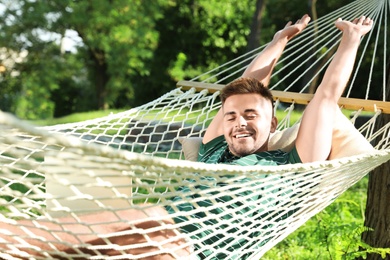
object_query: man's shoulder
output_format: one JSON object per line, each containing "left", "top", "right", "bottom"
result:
{"left": 198, "top": 135, "right": 226, "bottom": 163}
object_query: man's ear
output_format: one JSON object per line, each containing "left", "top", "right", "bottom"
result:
{"left": 270, "top": 116, "right": 278, "bottom": 133}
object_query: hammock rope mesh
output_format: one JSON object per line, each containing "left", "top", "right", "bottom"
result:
{"left": 1, "top": 0, "right": 390, "bottom": 259}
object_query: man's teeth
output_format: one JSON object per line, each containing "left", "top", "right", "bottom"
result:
{"left": 236, "top": 134, "right": 250, "bottom": 138}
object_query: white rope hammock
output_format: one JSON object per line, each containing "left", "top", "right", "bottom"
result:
{"left": 1, "top": 0, "right": 390, "bottom": 259}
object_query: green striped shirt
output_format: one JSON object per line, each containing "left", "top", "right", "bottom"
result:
{"left": 168, "top": 136, "right": 302, "bottom": 259}
{"left": 198, "top": 135, "right": 301, "bottom": 165}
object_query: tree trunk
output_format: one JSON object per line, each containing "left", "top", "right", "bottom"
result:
{"left": 361, "top": 62, "right": 390, "bottom": 259}
{"left": 90, "top": 49, "right": 110, "bottom": 110}
{"left": 95, "top": 61, "right": 109, "bottom": 110}
{"left": 361, "top": 147, "right": 390, "bottom": 259}
{"left": 246, "top": 0, "right": 267, "bottom": 52}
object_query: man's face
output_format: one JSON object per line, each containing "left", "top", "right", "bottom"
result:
{"left": 222, "top": 93, "right": 277, "bottom": 157}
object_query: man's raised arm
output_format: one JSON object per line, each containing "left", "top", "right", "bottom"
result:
{"left": 202, "top": 14, "right": 311, "bottom": 144}
{"left": 295, "top": 16, "right": 373, "bottom": 163}
{"left": 243, "top": 14, "right": 311, "bottom": 84}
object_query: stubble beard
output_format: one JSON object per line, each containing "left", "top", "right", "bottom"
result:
{"left": 229, "top": 137, "right": 269, "bottom": 157}
{"left": 229, "top": 141, "right": 257, "bottom": 157}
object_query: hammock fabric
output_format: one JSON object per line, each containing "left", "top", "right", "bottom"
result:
{"left": 1, "top": 0, "right": 390, "bottom": 259}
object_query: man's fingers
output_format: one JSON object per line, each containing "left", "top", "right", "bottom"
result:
{"left": 301, "top": 14, "right": 311, "bottom": 24}
{"left": 284, "top": 21, "right": 292, "bottom": 28}
{"left": 364, "top": 17, "right": 373, "bottom": 25}
{"left": 358, "top": 16, "right": 366, "bottom": 24}
{"left": 337, "top": 16, "right": 372, "bottom": 25}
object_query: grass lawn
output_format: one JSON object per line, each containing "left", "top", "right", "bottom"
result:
{"left": 31, "top": 109, "right": 126, "bottom": 126}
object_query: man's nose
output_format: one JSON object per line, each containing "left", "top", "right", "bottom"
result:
{"left": 237, "top": 116, "right": 247, "bottom": 128}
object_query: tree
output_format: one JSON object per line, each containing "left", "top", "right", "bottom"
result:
{"left": 0, "top": 0, "right": 257, "bottom": 117}
{"left": 0, "top": 0, "right": 168, "bottom": 117}
{"left": 0, "top": 0, "right": 92, "bottom": 119}
{"left": 247, "top": 0, "right": 267, "bottom": 52}
{"left": 55, "top": 0, "right": 168, "bottom": 110}
{"left": 132, "top": 0, "right": 257, "bottom": 106}
{"left": 361, "top": 63, "right": 390, "bottom": 259}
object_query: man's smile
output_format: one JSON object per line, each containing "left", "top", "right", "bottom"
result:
{"left": 233, "top": 132, "right": 253, "bottom": 139}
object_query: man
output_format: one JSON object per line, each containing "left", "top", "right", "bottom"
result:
{"left": 0, "top": 15, "right": 373, "bottom": 259}
{"left": 172, "top": 15, "right": 373, "bottom": 259}
{"left": 202, "top": 14, "right": 373, "bottom": 165}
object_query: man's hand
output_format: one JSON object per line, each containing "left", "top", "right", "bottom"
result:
{"left": 335, "top": 16, "right": 373, "bottom": 36}
{"left": 274, "top": 14, "right": 311, "bottom": 42}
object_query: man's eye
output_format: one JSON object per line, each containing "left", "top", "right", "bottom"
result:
{"left": 227, "top": 117, "right": 235, "bottom": 121}
{"left": 246, "top": 115, "right": 256, "bottom": 120}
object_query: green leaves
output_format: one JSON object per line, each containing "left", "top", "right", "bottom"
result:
{"left": 0, "top": 0, "right": 376, "bottom": 118}
{"left": 263, "top": 177, "right": 390, "bottom": 259}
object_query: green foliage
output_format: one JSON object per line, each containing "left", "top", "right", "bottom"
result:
{"left": 169, "top": 52, "right": 188, "bottom": 81}
{"left": 52, "top": 0, "right": 171, "bottom": 109}
{"left": 0, "top": 0, "right": 171, "bottom": 117}
{"left": 262, "top": 176, "right": 390, "bottom": 259}
{"left": 133, "top": 0, "right": 256, "bottom": 106}
{"left": 0, "top": 1, "right": 91, "bottom": 119}
{"left": 0, "top": 0, "right": 382, "bottom": 118}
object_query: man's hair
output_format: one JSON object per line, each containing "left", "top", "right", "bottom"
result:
{"left": 220, "top": 77, "right": 274, "bottom": 107}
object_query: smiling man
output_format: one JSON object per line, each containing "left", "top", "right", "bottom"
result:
{"left": 200, "top": 15, "right": 373, "bottom": 166}
{"left": 198, "top": 77, "right": 300, "bottom": 166}
{"left": 169, "top": 14, "right": 374, "bottom": 259}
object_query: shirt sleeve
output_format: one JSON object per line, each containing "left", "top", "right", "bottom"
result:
{"left": 197, "top": 135, "right": 226, "bottom": 162}
{"left": 288, "top": 145, "right": 302, "bottom": 164}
